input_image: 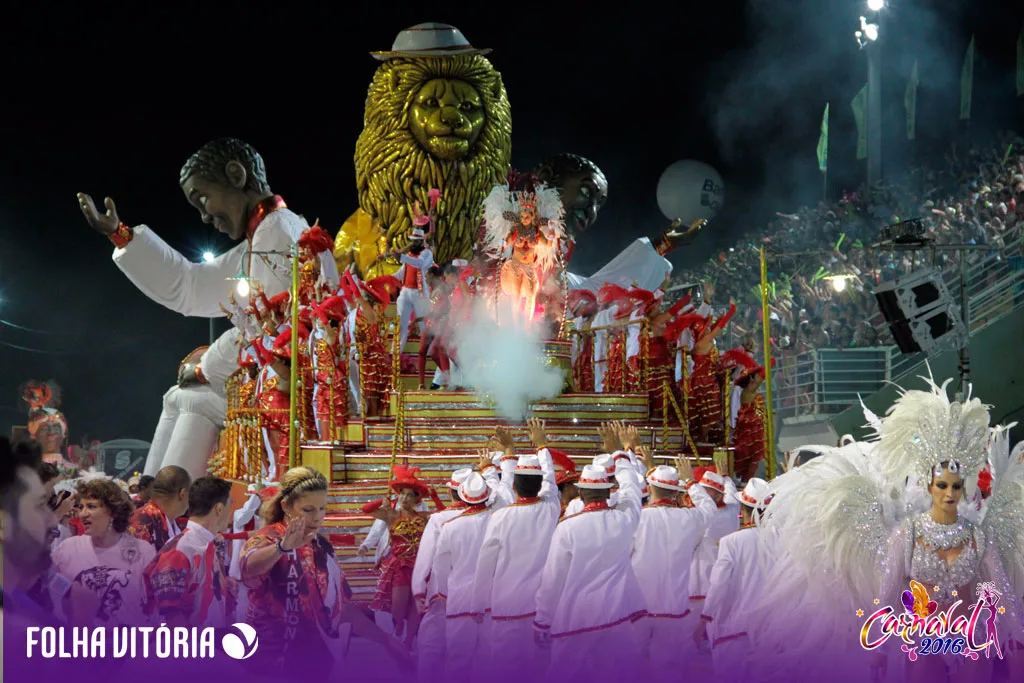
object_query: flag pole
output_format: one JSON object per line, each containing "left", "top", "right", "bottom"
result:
{"left": 759, "top": 246, "right": 776, "bottom": 480}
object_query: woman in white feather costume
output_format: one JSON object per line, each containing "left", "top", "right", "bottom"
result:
{"left": 480, "top": 181, "right": 565, "bottom": 325}
{"left": 746, "top": 371, "right": 1024, "bottom": 683}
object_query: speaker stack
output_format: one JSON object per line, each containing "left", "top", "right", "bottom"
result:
{"left": 874, "top": 267, "right": 968, "bottom": 356}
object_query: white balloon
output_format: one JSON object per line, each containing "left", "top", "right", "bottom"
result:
{"left": 656, "top": 160, "right": 726, "bottom": 223}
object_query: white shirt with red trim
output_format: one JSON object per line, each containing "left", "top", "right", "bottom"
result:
{"left": 533, "top": 463, "right": 644, "bottom": 638}
{"left": 469, "top": 448, "right": 560, "bottom": 620}
{"left": 433, "top": 505, "right": 493, "bottom": 620}
{"left": 688, "top": 479, "right": 740, "bottom": 601}
{"left": 631, "top": 484, "right": 717, "bottom": 619}
{"left": 701, "top": 525, "right": 765, "bottom": 646}
{"left": 411, "top": 504, "right": 467, "bottom": 606}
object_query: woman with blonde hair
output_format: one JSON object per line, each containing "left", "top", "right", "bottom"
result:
{"left": 240, "top": 466, "right": 406, "bottom": 680}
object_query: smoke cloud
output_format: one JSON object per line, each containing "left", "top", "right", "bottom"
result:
{"left": 447, "top": 299, "right": 565, "bottom": 421}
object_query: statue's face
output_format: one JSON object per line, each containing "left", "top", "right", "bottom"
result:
{"left": 553, "top": 166, "right": 608, "bottom": 235}
{"left": 409, "top": 79, "right": 485, "bottom": 161}
{"left": 182, "top": 175, "right": 249, "bottom": 240}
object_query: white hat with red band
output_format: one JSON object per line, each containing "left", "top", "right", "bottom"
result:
{"left": 699, "top": 469, "right": 727, "bottom": 493}
{"left": 515, "top": 454, "right": 544, "bottom": 476}
{"left": 646, "top": 465, "right": 685, "bottom": 492}
{"left": 448, "top": 467, "right": 473, "bottom": 490}
{"left": 739, "top": 477, "right": 770, "bottom": 508}
{"left": 411, "top": 227, "right": 427, "bottom": 240}
{"left": 592, "top": 453, "right": 615, "bottom": 475}
{"left": 458, "top": 472, "right": 490, "bottom": 504}
{"left": 576, "top": 464, "right": 614, "bottom": 490}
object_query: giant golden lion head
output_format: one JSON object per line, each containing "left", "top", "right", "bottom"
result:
{"left": 354, "top": 54, "right": 512, "bottom": 265}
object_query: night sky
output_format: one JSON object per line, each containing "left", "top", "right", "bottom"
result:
{"left": 2, "top": 0, "right": 1022, "bottom": 441}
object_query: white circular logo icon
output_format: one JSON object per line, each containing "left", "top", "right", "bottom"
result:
{"left": 221, "top": 623, "right": 259, "bottom": 660}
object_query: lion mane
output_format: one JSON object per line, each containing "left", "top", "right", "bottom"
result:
{"left": 355, "top": 54, "right": 512, "bottom": 264}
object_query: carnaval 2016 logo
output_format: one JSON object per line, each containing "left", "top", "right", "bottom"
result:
{"left": 26, "top": 623, "right": 259, "bottom": 660}
{"left": 859, "top": 581, "right": 1005, "bottom": 661}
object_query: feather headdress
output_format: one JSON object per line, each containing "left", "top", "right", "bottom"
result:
{"left": 874, "top": 367, "right": 992, "bottom": 482}
{"left": 480, "top": 181, "right": 566, "bottom": 267}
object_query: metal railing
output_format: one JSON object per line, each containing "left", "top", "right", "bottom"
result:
{"left": 773, "top": 227, "right": 1024, "bottom": 418}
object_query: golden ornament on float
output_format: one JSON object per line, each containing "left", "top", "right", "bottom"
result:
{"left": 340, "top": 22, "right": 512, "bottom": 267}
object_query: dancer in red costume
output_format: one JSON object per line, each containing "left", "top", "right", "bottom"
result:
{"left": 720, "top": 350, "right": 774, "bottom": 481}
{"left": 418, "top": 266, "right": 454, "bottom": 390}
{"left": 596, "top": 283, "right": 634, "bottom": 393}
{"left": 345, "top": 274, "right": 399, "bottom": 417}
{"left": 675, "top": 303, "right": 736, "bottom": 443}
{"left": 296, "top": 225, "right": 336, "bottom": 307}
{"left": 311, "top": 296, "right": 350, "bottom": 441}
{"left": 361, "top": 466, "right": 444, "bottom": 649}
{"left": 568, "top": 290, "right": 598, "bottom": 392}
{"left": 257, "top": 325, "right": 309, "bottom": 482}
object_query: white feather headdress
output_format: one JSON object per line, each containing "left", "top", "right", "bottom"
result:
{"left": 480, "top": 181, "right": 566, "bottom": 267}
{"left": 874, "top": 367, "right": 991, "bottom": 483}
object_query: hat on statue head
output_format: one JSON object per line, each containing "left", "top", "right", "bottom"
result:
{"left": 514, "top": 455, "right": 544, "bottom": 476}
{"left": 576, "top": 464, "right": 614, "bottom": 490}
{"left": 647, "top": 465, "right": 685, "bottom": 492}
{"left": 458, "top": 472, "right": 490, "bottom": 504}
{"left": 448, "top": 467, "right": 473, "bottom": 490}
{"left": 372, "top": 23, "right": 492, "bottom": 61}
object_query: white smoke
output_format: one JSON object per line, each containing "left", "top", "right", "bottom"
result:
{"left": 448, "top": 299, "right": 565, "bottom": 421}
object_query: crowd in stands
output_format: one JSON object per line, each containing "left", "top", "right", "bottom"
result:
{"left": 672, "top": 131, "right": 1024, "bottom": 357}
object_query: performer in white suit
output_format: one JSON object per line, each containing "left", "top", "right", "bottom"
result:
{"left": 432, "top": 472, "right": 493, "bottom": 678}
{"left": 534, "top": 433, "right": 647, "bottom": 680}
{"left": 411, "top": 468, "right": 472, "bottom": 683}
{"left": 469, "top": 419, "right": 561, "bottom": 675}
{"left": 686, "top": 467, "right": 740, "bottom": 650}
{"left": 698, "top": 478, "right": 771, "bottom": 678}
{"left": 631, "top": 458, "right": 717, "bottom": 668}
{"left": 78, "top": 138, "right": 338, "bottom": 479}
{"left": 390, "top": 227, "right": 433, "bottom": 353}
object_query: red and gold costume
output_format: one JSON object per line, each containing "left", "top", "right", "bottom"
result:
{"left": 646, "top": 334, "right": 677, "bottom": 419}
{"left": 296, "top": 225, "right": 336, "bottom": 307}
{"left": 370, "top": 514, "right": 428, "bottom": 613}
{"left": 257, "top": 373, "right": 291, "bottom": 480}
{"left": 239, "top": 522, "right": 346, "bottom": 674}
{"left": 597, "top": 284, "right": 634, "bottom": 394}
{"left": 354, "top": 310, "right": 390, "bottom": 405}
{"left": 572, "top": 333, "right": 596, "bottom": 392}
{"left": 689, "top": 347, "right": 724, "bottom": 443}
{"left": 733, "top": 394, "right": 767, "bottom": 481}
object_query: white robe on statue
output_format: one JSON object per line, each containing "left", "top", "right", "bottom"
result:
{"left": 469, "top": 449, "right": 560, "bottom": 674}
{"left": 565, "top": 238, "right": 672, "bottom": 294}
{"left": 117, "top": 207, "right": 337, "bottom": 478}
{"left": 631, "top": 484, "right": 717, "bottom": 668}
{"left": 534, "top": 463, "right": 647, "bottom": 680}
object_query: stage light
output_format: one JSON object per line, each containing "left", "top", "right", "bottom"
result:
{"left": 831, "top": 277, "right": 848, "bottom": 293}
{"left": 236, "top": 279, "right": 250, "bottom": 297}
{"left": 859, "top": 16, "right": 879, "bottom": 41}
{"left": 203, "top": 251, "right": 215, "bottom": 262}
{"left": 867, "top": 0, "right": 884, "bottom": 12}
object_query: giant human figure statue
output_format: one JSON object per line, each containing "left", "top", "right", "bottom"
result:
{"left": 532, "top": 152, "right": 701, "bottom": 294}
{"left": 78, "top": 138, "right": 338, "bottom": 479}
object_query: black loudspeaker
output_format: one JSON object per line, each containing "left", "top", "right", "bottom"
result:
{"left": 874, "top": 268, "right": 967, "bottom": 356}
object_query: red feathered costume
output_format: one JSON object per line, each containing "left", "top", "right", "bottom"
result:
{"left": 598, "top": 284, "right": 633, "bottom": 394}
{"left": 311, "top": 296, "right": 349, "bottom": 441}
{"left": 568, "top": 290, "right": 598, "bottom": 393}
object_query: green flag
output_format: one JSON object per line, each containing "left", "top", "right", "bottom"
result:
{"left": 852, "top": 84, "right": 868, "bottom": 160}
{"left": 816, "top": 103, "right": 829, "bottom": 172}
{"left": 960, "top": 35, "right": 975, "bottom": 120}
{"left": 905, "top": 60, "right": 919, "bottom": 140}
{"left": 1017, "top": 27, "right": 1023, "bottom": 97}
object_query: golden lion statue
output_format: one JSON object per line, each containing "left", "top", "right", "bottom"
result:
{"left": 337, "top": 25, "right": 511, "bottom": 274}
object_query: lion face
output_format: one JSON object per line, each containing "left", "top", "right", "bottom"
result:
{"left": 409, "top": 79, "right": 485, "bottom": 161}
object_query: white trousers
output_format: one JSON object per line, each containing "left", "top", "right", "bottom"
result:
{"left": 396, "top": 288, "right": 430, "bottom": 354}
{"left": 144, "top": 384, "right": 225, "bottom": 479}
{"left": 637, "top": 615, "right": 694, "bottom": 669}
{"left": 417, "top": 601, "right": 446, "bottom": 683}
{"left": 444, "top": 616, "right": 480, "bottom": 678}
{"left": 489, "top": 618, "right": 544, "bottom": 676}
{"left": 545, "top": 620, "right": 647, "bottom": 681}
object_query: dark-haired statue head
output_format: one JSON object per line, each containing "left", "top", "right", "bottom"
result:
{"left": 534, "top": 153, "right": 608, "bottom": 237}
{"left": 179, "top": 138, "right": 273, "bottom": 240}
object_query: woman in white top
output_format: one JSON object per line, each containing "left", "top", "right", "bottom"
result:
{"left": 52, "top": 478, "right": 155, "bottom": 625}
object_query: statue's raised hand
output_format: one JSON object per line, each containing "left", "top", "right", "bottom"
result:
{"left": 77, "top": 193, "right": 120, "bottom": 236}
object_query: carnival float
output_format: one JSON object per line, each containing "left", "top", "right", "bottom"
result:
{"left": 193, "top": 23, "right": 760, "bottom": 603}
